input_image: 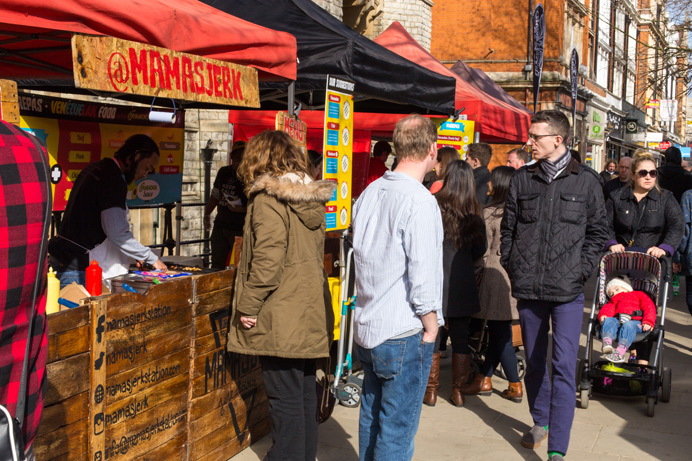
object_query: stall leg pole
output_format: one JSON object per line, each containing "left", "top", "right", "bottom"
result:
{"left": 333, "top": 229, "right": 349, "bottom": 391}
{"left": 288, "top": 81, "right": 295, "bottom": 116}
{"left": 175, "top": 202, "right": 182, "bottom": 255}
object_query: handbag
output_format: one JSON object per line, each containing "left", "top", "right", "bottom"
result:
{"left": 0, "top": 130, "right": 51, "bottom": 461}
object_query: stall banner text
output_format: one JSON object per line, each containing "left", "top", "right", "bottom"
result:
{"left": 275, "top": 111, "right": 307, "bottom": 148}
{"left": 19, "top": 94, "right": 184, "bottom": 211}
{"left": 323, "top": 76, "right": 354, "bottom": 231}
{"left": 433, "top": 118, "right": 475, "bottom": 160}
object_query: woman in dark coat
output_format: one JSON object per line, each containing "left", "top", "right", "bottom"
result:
{"left": 605, "top": 150, "right": 683, "bottom": 365}
{"left": 423, "top": 160, "right": 487, "bottom": 407}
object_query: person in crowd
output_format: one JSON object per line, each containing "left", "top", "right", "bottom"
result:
{"left": 507, "top": 147, "right": 529, "bottom": 169}
{"left": 352, "top": 115, "right": 443, "bottom": 460}
{"left": 467, "top": 142, "right": 493, "bottom": 205}
{"left": 423, "top": 160, "right": 486, "bottom": 407}
{"left": 603, "top": 156, "right": 632, "bottom": 200}
{"left": 429, "top": 146, "right": 461, "bottom": 194}
{"left": 227, "top": 130, "right": 335, "bottom": 461}
{"left": 682, "top": 160, "right": 691, "bottom": 172}
{"left": 569, "top": 149, "right": 581, "bottom": 163}
{"left": 598, "top": 275, "right": 655, "bottom": 363}
{"left": 0, "top": 121, "right": 50, "bottom": 461}
{"left": 308, "top": 149, "right": 323, "bottom": 180}
{"left": 461, "top": 166, "right": 522, "bottom": 403}
{"left": 658, "top": 146, "right": 692, "bottom": 203}
{"left": 204, "top": 141, "right": 247, "bottom": 269}
{"left": 365, "top": 140, "right": 392, "bottom": 186}
{"left": 48, "top": 134, "right": 166, "bottom": 287}
{"left": 501, "top": 110, "right": 608, "bottom": 460}
{"left": 675, "top": 188, "right": 692, "bottom": 316}
{"left": 600, "top": 159, "right": 617, "bottom": 183}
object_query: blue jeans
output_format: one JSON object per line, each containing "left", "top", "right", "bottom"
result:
{"left": 358, "top": 331, "right": 434, "bottom": 461}
{"left": 54, "top": 267, "right": 85, "bottom": 289}
{"left": 601, "top": 317, "right": 642, "bottom": 350}
{"left": 518, "top": 294, "right": 584, "bottom": 455}
{"left": 481, "top": 320, "right": 520, "bottom": 383}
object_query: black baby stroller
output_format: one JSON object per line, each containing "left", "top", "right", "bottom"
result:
{"left": 578, "top": 250, "right": 672, "bottom": 416}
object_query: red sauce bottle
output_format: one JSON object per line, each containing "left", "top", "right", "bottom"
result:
{"left": 86, "top": 260, "right": 102, "bottom": 296}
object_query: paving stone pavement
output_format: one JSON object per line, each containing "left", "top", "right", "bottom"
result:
{"left": 231, "top": 275, "right": 692, "bottom": 460}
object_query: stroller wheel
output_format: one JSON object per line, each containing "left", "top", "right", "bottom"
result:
{"left": 336, "top": 382, "right": 361, "bottom": 408}
{"left": 579, "top": 388, "right": 589, "bottom": 409}
{"left": 661, "top": 367, "right": 672, "bottom": 403}
{"left": 516, "top": 353, "right": 526, "bottom": 380}
{"left": 646, "top": 396, "right": 655, "bottom": 417}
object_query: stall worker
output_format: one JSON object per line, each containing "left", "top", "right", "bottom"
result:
{"left": 366, "top": 140, "right": 392, "bottom": 186}
{"left": 48, "top": 134, "right": 167, "bottom": 288}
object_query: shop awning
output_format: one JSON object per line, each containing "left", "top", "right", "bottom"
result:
{"left": 374, "top": 22, "right": 531, "bottom": 143}
{"left": 450, "top": 60, "right": 531, "bottom": 114}
{"left": 0, "top": 0, "right": 297, "bottom": 84}
{"left": 202, "top": 0, "right": 456, "bottom": 114}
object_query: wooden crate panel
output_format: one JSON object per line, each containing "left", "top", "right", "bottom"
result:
{"left": 105, "top": 326, "right": 191, "bottom": 376}
{"left": 192, "top": 289, "right": 232, "bottom": 318}
{"left": 190, "top": 352, "right": 261, "bottom": 400}
{"left": 48, "top": 324, "right": 89, "bottom": 364}
{"left": 104, "top": 348, "right": 189, "bottom": 406}
{"left": 138, "top": 431, "right": 187, "bottom": 461}
{"left": 34, "top": 417, "right": 87, "bottom": 461}
{"left": 45, "top": 352, "right": 90, "bottom": 405}
{"left": 189, "top": 388, "right": 268, "bottom": 442}
{"left": 189, "top": 368, "right": 263, "bottom": 420}
{"left": 46, "top": 305, "right": 89, "bottom": 335}
{"left": 37, "top": 391, "right": 88, "bottom": 436}
{"left": 194, "top": 270, "right": 235, "bottom": 297}
{"left": 104, "top": 307, "right": 191, "bottom": 347}
{"left": 197, "top": 416, "right": 270, "bottom": 461}
{"left": 193, "top": 307, "right": 230, "bottom": 339}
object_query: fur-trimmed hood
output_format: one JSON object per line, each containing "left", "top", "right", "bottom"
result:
{"left": 249, "top": 174, "right": 336, "bottom": 230}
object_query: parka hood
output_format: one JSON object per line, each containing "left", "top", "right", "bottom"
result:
{"left": 664, "top": 146, "right": 682, "bottom": 165}
{"left": 249, "top": 174, "right": 336, "bottom": 229}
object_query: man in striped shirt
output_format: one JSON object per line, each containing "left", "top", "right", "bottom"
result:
{"left": 352, "top": 114, "right": 444, "bottom": 461}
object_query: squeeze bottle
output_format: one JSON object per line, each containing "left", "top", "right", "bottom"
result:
{"left": 86, "top": 260, "right": 102, "bottom": 296}
{"left": 46, "top": 267, "right": 60, "bottom": 314}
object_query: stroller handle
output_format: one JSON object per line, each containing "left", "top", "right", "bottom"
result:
{"left": 604, "top": 248, "right": 672, "bottom": 281}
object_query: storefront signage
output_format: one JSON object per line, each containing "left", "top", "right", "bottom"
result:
{"left": 658, "top": 141, "right": 671, "bottom": 150}
{"left": 275, "top": 112, "right": 307, "bottom": 147}
{"left": 19, "top": 94, "right": 185, "bottom": 211}
{"left": 322, "top": 76, "right": 354, "bottom": 232}
{"left": 659, "top": 99, "right": 678, "bottom": 123}
{"left": 433, "top": 118, "right": 475, "bottom": 159}
{"left": 588, "top": 107, "right": 605, "bottom": 143}
{"left": 0, "top": 79, "right": 19, "bottom": 124}
{"left": 72, "top": 35, "right": 260, "bottom": 108}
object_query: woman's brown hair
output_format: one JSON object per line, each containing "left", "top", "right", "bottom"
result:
{"left": 436, "top": 147, "right": 461, "bottom": 179}
{"left": 237, "top": 130, "right": 312, "bottom": 192}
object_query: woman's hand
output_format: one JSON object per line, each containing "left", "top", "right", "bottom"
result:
{"left": 239, "top": 316, "right": 257, "bottom": 329}
{"left": 642, "top": 323, "right": 653, "bottom": 332}
{"left": 646, "top": 246, "right": 666, "bottom": 258}
{"left": 609, "top": 244, "right": 626, "bottom": 253}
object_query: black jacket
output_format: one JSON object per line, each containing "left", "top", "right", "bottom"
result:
{"left": 500, "top": 158, "right": 608, "bottom": 302}
{"left": 657, "top": 164, "right": 692, "bottom": 203}
{"left": 474, "top": 166, "right": 491, "bottom": 205}
{"left": 605, "top": 186, "right": 683, "bottom": 255}
{"left": 442, "top": 228, "right": 487, "bottom": 318}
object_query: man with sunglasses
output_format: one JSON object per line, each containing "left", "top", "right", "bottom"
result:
{"left": 500, "top": 110, "right": 608, "bottom": 461}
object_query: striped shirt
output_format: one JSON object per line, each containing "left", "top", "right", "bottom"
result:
{"left": 352, "top": 171, "right": 444, "bottom": 349}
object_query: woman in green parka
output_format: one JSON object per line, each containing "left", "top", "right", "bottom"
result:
{"left": 228, "top": 130, "right": 335, "bottom": 460}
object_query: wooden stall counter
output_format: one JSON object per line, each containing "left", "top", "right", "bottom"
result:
{"left": 34, "top": 269, "right": 269, "bottom": 461}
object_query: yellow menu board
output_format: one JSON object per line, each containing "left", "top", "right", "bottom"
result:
{"left": 323, "top": 76, "right": 354, "bottom": 231}
{"left": 434, "top": 118, "right": 475, "bottom": 160}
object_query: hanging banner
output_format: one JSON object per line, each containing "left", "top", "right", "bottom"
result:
{"left": 570, "top": 48, "right": 579, "bottom": 145}
{"left": 322, "top": 75, "right": 354, "bottom": 231}
{"left": 72, "top": 34, "right": 260, "bottom": 108}
{"left": 18, "top": 94, "right": 184, "bottom": 211}
{"left": 532, "top": 3, "right": 545, "bottom": 113}
{"left": 0, "top": 79, "right": 19, "bottom": 124}
{"left": 433, "top": 118, "right": 475, "bottom": 160}
{"left": 275, "top": 111, "right": 307, "bottom": 148}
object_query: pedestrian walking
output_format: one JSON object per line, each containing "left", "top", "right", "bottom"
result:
{"left": 352, "top": 114, "right": 443, "bottom": 461}
{"left": 500, "top": 110, "right": 609, "bottom": 460}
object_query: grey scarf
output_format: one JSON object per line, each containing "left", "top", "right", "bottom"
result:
{"left": 538, "top": 148, "right": 572, "bottom": 183}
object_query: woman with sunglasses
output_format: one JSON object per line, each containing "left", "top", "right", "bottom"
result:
{"left": 605, "top": 150, "right": 683, "bottom": 259}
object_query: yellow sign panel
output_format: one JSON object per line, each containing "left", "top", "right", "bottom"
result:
{"left": 70, "top": 131, "right": 92, "bottom": 144}
{"left": 72, "top": 34, "right": 260, "bottom": 108}
{"left": 68, "top": 150, "right": 91, "bottom": 163}
{"left": 323, "top": 76, "right": 355, "bottom": 231}
{"left": 433, "top": 118, "right": 476, "bottom": 160}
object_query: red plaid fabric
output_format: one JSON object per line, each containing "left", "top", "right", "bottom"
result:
{"left": 0, "top": 121, "right": 49, "bottom": 447}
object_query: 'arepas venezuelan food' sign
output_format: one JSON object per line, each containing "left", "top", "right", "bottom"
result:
{"left": 72, "top": 34, "right": 260, "bottom": 108}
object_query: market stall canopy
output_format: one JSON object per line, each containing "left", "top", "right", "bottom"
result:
{"left": 374, "top": 22, "right": 530, "bottom": 143}
{"left": 0, "top": 0, "right": 297, "bottom": 105}
{"left": 202, "top": 0, "right": 456, "bottom": 114}
{"left": 450, "top": 60, "right": 531, "bottom": 114}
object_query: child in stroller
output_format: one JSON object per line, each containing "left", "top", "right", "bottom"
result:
{"left": 599, "top": 275, "right": 655, "bottom": 363}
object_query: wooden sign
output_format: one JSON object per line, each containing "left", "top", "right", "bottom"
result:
{"left": 72, "top": 34, "right": 260, "bottom": 108}
{"left": 275, "top": 111, "right": 307, "bottom": 147}
{"left": 0, "top": 79, "right": 19, "bottom": 124}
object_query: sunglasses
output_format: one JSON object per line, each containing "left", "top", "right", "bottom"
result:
{"left": 637, "top": 169, "right": 658, "bottom": 178}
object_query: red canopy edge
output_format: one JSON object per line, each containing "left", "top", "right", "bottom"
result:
{"left": 0, "top": 0, "right": 297, "bottom": 81}
{"left": 374, "top": 22, "right": 529, "bottom": 143}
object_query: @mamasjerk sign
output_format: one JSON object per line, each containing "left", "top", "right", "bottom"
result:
{"left": 72, "top": 35, "right": 260, "bottom": 108}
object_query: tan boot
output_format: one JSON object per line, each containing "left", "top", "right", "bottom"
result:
{"left": 450, "top": 353, "right": 472, "bottom": 407}
{"left": 423, "top": 353, "right": 440, "bottom": 406}
{"left": 462, "top": 374, "right": 492, "bottom": 395}
{"left": 501, "top": 381, "right": 523, "bottom": 403}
